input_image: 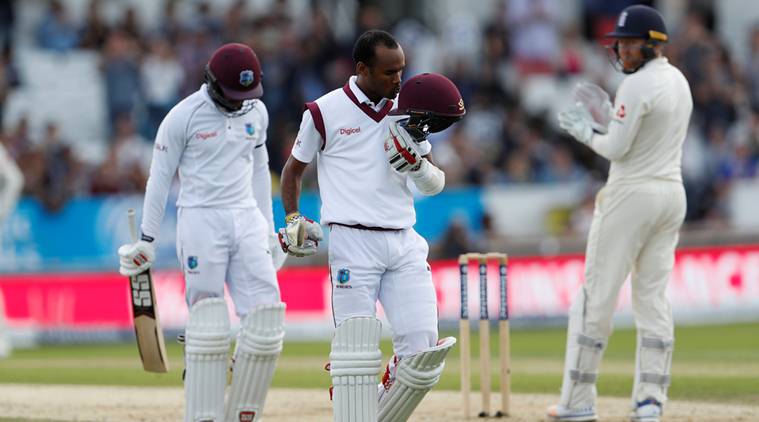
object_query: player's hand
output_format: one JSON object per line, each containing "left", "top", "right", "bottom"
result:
{"left": 118, "top": 240, "right": 155, "bottom": 276}
{"left": 573, "top": 82, "right": 612, "bottom": 129}
{"left": 558, "top": 102, "right": 607, "bottom": 146}
{"left": 385, "top": 121, "right": 422, "bottom": 173}
{"left": 278, "top": 212, "right": 323, "bottom": 257}
{"left": 269, "top": 232, "right": 287, "bottom": 270}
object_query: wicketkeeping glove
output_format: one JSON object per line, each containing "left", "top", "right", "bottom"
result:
{"left": 278, "top": 212, "right": 323, "bottom": 257}
{"left": 385, "top": 120, "right": 422, "bottom": 173}
{"left": 558, "top": 102, "right": 608, "bottom": 146}
{"left": 118, "top": 240, "right": 155, "bottom": 276}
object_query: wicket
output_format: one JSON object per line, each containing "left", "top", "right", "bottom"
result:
{"left": 459, "top": 252, "right": 510, "bottom": 418}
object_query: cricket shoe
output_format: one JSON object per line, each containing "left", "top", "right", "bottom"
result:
{"left": 547, "top": 404, "right": 598, "bottom": 421}
{"left": 631, "top": 398, "right": 662, "bottom": 422}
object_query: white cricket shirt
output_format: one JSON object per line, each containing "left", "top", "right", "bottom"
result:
{"left": 590, "top": 57, "right": 693, "bottom": 185}
{"left": 141, "top": 84, "right": 269, "bottom": 239}
{"left": 292, "top": 76, "right": 432, "bottom": 229}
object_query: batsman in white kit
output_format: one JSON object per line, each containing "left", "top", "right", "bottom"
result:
{"left": 118, "top": 43, "right": 287, "bottom": 422}
{"left": 279, "top": 30, "right": 465, "bottom": 422}
{"left": 548, "top": 5, "right": 692, "bottom": 422}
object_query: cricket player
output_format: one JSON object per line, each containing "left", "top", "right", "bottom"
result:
{"left": 548, "top": 5, "right": 692, "bottom": 422}
{"left": 118, "top": 43, "right": 286, "bottom": 422}
{"left": 278, "top": 30, "right": 465, "bottom": 422}
{"left": 0, "top": 143, "right": 23, "bottom": 358}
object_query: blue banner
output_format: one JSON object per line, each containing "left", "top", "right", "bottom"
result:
{"left": 0, "top": 189, "right": 484, "bottom": 272}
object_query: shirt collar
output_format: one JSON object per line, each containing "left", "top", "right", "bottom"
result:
{"left": 348, "top": 75, "right": 389, "bottom": 112}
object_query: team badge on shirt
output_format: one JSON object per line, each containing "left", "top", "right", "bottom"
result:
{"left": 239, "top": 70, "right": 254, "bottom": 86}
{"left": 617, "top": 104, "right": 626, "bottom": 119}
{"left": 187, "top": 256, "right": 198, "bottom": 270}
{"left": 335, "top": 268, "right": 351, "bottom": 288}
{"left": 245, "top": 123, "right": 255, "bottom": 136}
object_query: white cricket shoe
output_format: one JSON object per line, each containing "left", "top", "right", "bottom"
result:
{"left": 631, "top": 398, "right": 662, "bottom": 422}
{"left": 547, "top": 404, "right": 598, "bottom": 421}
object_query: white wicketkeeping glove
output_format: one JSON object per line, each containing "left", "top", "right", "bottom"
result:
{"left": 558, "top": 102, "right": 608, "bottom": 146}
{"left": 573, "top": 82, "right": 612, "bottom": 130}
{"left": 269, "top": 232, "right": 287, "bottom": 270}
{"left": 385, "top": 120, "right": 422, "bottom": 173}
{"left": 118, "top": 240, "right": 155, "bottom": 276}
{"left": 277, "top": 212, "right": 323, "bottom": 257}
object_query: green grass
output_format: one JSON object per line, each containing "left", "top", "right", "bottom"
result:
{"left": 1, "top": 323, "right": 758, "bottom": 404}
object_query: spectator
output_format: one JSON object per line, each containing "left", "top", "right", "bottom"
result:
{"left": 36, "top": 0, "right": 79, "bottom": 52}
{"left": 101, "top": 30, "right": 142, "bottom": 132}
{"left": 141, "top": 36, "right": 184, "bottom": 139}
{"left": 33, "top": 122, "right": 81, "bottom": 212}
{"left": 79, "top": 0, "right": 109, "bottom": 50}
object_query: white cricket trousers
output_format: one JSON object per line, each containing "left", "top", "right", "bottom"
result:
{"left": 328, "top": 225, "right": 438, "bottom": 358}
{"left": 176, "top": 207, "right": 280, "bottom": 316}
{"left": 579, "top": 181, "right": 686, "bottom": 341}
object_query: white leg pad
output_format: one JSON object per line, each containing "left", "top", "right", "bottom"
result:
{"left": 330, "top": 316, "right": 382, "bottom": 422}
{"left": 560, "top": 289, "right": 607, "bottom": 409}
{"left": 185, "top": 298, "right": 231, "bottom": 422}
{"left": 378, "top": 337, "right": 456, "bottom": 422}
{"left": 224, "top": 303, "right": 286, "bottom": 422}
{"left": 633, "top": 334, "right": 673, "bottom": 405}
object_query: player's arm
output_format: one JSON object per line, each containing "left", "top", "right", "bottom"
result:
{"left": 119, "top": 110, "right": 185, "bottom": 276}
{"left": 587, "top": 78, "right": 649, "bottom": 161}
{"left": 0, "top": 144, "right": 23, "bottom": 222}
{"left": 278, "top": 108, "right": 323, "bottom": 257}
{"left": 385, "top": 121, "right": 445, "bottom": 195}
{"left": 251, "top": 102, "right": 274, "bottom": 233}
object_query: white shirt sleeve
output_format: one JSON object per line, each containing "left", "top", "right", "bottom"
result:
{"left": 141, "top": 110, "right": 187, "bottom": 241}
{"left": 0, "top": 144, "right": 23, "bottom": 222}
{"left": 417, "top": 139, "right": 432, "bottom": 156}
{"left": 251, "top": 102, "right": 274, "bottom": 233}
{"left": 291, "top": 109, "right": 322, "bottom": 163}
{"left": 589, "top": 77, "right": 650, "bottom": 161}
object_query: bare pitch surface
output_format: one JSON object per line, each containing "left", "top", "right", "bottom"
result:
{"left": 0, "top": 384, "right": 757, "bottom": 421}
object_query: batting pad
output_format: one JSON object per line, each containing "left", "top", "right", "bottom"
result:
{"left": 633, "top": 334, "right": 673, "bottom": 405}
{"left": 559, "top": 290, "right": 608, "bottom": 410}
{"left": 378, "top": 337, "right": 456, "bottom": 422}
{"left": 330, "top": 316, "right": 382, "bottom": 422}
{"left": 184, "top": 298, "right": 231, "bottom": 422}
{"left": 224, "top": 302, "right": 286, "bottom": 422}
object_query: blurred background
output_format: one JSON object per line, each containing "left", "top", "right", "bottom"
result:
{"left": 0, "top": 0, "right": 758, "bottom": 346}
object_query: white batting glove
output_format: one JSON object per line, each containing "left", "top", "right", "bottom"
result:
{"left": 385, "top": 121, "right": 422, "bottom": 173}
{"left": 558, "top": 102, "right": 607, "bottom": 146}
{"left": 269, "top": 232, "right": 287, "bottom": 270}
{"left": 118, "top": 240, "right": 155, "bottom": 276}
{"left": 277, "top": 212, "right": 323, "bottom": 257}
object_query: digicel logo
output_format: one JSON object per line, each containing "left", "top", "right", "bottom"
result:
{"left": 339, "top": 127, "right": 361, "bottom": 135}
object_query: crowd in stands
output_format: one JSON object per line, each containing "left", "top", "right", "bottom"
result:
{"left": 0, "top": 0, "right": 757, "bottom": 235}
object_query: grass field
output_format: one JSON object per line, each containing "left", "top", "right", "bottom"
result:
{"left": 1, "top": 322, "right": 758, "bottom": 407}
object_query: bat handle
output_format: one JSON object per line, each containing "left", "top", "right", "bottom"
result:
{"left": 127, "top": 209, "right": 138, "bottom": 243}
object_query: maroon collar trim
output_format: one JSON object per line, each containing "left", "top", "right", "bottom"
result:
{"left": 342, "top": 83, "right": 394, "bottom": 123}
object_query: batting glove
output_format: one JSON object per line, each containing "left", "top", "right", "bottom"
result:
{"left": 269, "top": 232, "right": 288, "bottom": 270}
{"left": 385, "top": 120, "right": 422, "bottom": 173}
{"left": 118, "top": 240, "right": 155, "bottom": 276}
{"left": 278, "top": 212, "right": 323, "bottom": 257}
{"left": 558, "top": 102, "right": 607, "bottom": 146}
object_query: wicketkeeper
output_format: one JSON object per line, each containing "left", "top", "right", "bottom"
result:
{"left": 548, "top": 5, "right": 692, "bottom": 422}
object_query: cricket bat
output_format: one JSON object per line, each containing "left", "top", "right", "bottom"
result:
{"left": 127, "top": 209, "right": 169, "bottom": 373}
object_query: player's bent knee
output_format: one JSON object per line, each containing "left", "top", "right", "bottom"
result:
{"left": 378, "top": 337, "right": 456, "bottom": 422}
{"left": 225, "top": 302, "right": 286, "bottom": 422}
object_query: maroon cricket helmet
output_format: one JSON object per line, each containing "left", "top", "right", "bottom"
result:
{"left": 390, "top": 72, "right": 465, "bottom": 134}
{"left": 206, "top": 43, "right": 263, "bottom": 101}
